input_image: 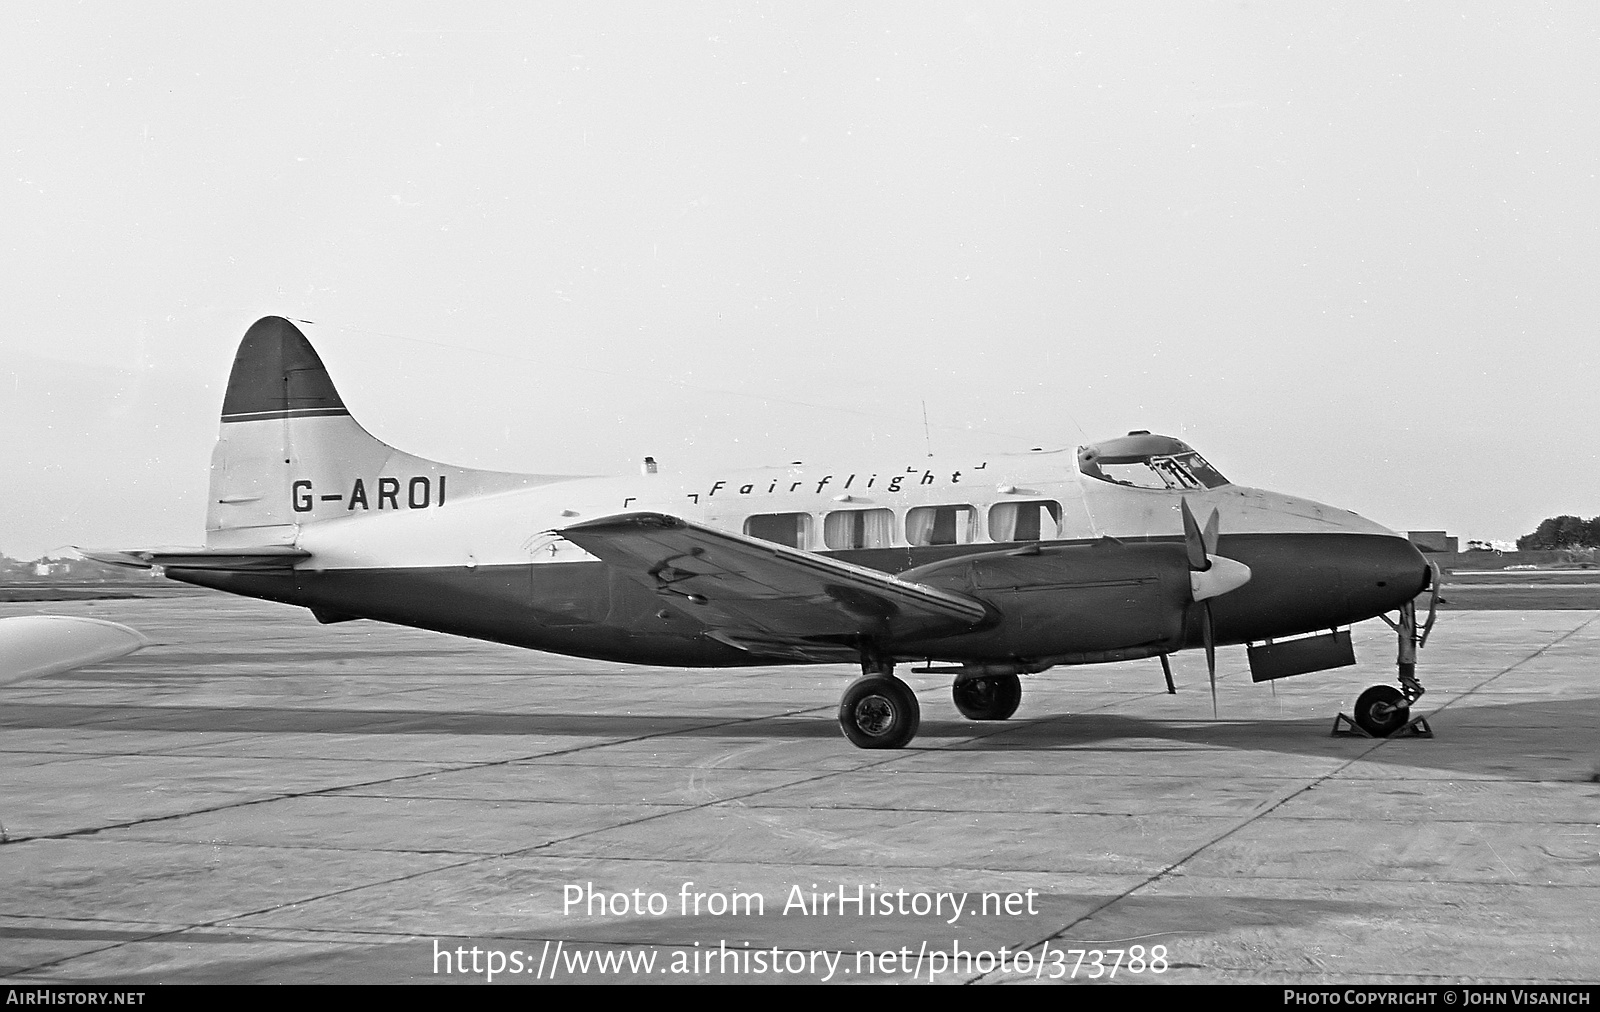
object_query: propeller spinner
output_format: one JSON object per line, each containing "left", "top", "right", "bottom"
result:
{"left": 1181, "top": 498, "right": 1252, "bottom": 716}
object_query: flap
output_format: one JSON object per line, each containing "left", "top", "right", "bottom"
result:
{"left": 557, "top": 512, "right": 989, "bottom": 649}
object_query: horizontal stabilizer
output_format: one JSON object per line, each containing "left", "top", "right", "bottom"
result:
{"left": 79, "top": 545, "right": 310, "bottom": 571}
{"left": 558, "top": 512, "right": 990, "bottom": 649}
{"left": 0, "top": 616, "right": 149, "bottom": 684}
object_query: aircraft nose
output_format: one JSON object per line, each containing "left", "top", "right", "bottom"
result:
{"left": 1211, "top": 531, "right": 1432, "bottom": 644}
{"left": 1348, "top": 533, "right": 1432, "bottom": 616}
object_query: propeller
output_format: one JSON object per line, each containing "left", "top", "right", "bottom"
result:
{"left": 1181, "top": 498, "right": 1252, "bottom": 717}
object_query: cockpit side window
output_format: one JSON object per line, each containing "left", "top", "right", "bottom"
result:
{"left": 1088, "top": 460, "right": 1171, "bottom": 489}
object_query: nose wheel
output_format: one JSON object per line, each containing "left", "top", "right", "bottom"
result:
{"left": 1352, "top": 684, "right": 1410, "bottom": 737}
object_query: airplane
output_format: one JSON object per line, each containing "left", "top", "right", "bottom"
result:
{"left": 86, "top": 316, "right": 1440, "bottom": 748}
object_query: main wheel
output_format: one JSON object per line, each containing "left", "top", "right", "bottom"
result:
{"left": 1354, "top": 684, "right": 1410, "bottom": 737}
{"left": 951, "top": 673, "right": 1022, "bottom": 721}
{"left": 838, "top": 675, "right": 921, "bottom": 749}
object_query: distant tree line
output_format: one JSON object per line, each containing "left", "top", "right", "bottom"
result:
{"left": 1517, "top": 516, "right": 1600, "bottom": 550}
{"left": 0, "top": 554, "right": 149, "bottom": 583}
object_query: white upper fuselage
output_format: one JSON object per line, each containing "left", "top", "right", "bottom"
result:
{"left": 286, "top": 444, "right": 1400, "bottom": 572}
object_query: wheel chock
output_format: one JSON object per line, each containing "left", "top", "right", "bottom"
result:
{"left": 1331, "top": 713, "right": 1371, "bottom": 737}
{"left": 1331, "top": 712, "right": 1434, "bottom": 738}
{"left": 1395, "top": 714, "right": 1433, "bottom": 738}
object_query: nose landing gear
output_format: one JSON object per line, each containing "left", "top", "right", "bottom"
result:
{"left": 1336, "top": 564, "right": 1441, "bottom": 739}
{"left": 1350, "top": 683, "right": 1414, "bottom": 737}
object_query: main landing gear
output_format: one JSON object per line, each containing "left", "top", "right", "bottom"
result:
{"left": 838, "top": 657, "right": 920, "bottom": 749}
{"left": 1338, "top": 566, "right": 1441, "bottom": 738}
{"left": 836, "top": 655, "right": 1030, "bottom": 748}
{"left": 951, "top": 673, "right": 1022, "bottom": 721}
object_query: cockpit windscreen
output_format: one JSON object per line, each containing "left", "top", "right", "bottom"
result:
{"left": 1078, "top": 432, "right": 1230, "bottom": 490}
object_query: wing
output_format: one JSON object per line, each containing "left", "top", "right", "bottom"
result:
{"left": 558, "top": 512, "right": 990, "bottom": 653}
{"left": 78, "top": 546, "right": 310, "bottom": 571}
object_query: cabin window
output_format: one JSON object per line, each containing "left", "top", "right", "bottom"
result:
{"left": 990, "top": 500, "right": 1062, "bottom": 542}
{"left": 905, "top": 505, "right": 977, "bottom": 546}
{"left": 744, "top": 512, "right": 813, "bottom": 549}
{"left": 823, "top": 508, "right": 895, "bottom": 550}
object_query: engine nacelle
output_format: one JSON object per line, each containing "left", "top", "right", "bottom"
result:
{"left": 899, "top": 540, "right": 1193, "bottom": 658}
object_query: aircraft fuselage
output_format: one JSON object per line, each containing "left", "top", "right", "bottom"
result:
{"left": 172, "top": 447, "right": 1429, "bottom": 668}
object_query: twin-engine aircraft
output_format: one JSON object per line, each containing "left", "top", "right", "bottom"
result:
{"left": 89, "top": 317, "right": 1437, "bottom": 748}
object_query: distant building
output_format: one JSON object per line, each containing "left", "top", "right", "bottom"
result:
{"left": 1406, "top": 531, "right": 1458, "bottom": 555}
{"left": 1408, "top": 528, "right": 1459, "bottom": 570}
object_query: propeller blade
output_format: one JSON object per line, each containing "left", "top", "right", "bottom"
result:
{"left": 1180, "top": 498, "right": 1208, "bottom": 570}
{"left": 1203, "top": 602, "right": 1218, "bottom": 718}
{"left": 1182, "top": 500, "right": 1239, "bottom": 720}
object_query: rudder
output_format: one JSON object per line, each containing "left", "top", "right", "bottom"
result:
{"left": 220, "top": 317, "right": 350, "bottom": 423}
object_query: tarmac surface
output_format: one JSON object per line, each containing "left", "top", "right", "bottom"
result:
{"left": 1, "top": 594, "right": 1597, "bottom": 985}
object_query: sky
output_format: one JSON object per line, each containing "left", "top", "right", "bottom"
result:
{"left": 3, "top": 3, "right": 1597, "bottom": 559}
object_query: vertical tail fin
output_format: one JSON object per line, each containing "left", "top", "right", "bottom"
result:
{"left": 206, "top": 317, "right": 560, "bottom": 548}
{"left": 219, "top": 316, "right": 350, "bottom": 424}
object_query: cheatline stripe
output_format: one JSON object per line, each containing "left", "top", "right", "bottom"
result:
{"left": 221, "top": 407, "right": 351, "bottom": 422}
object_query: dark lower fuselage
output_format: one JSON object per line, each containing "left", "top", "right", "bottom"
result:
{"left": 170, "top": 531, "right": 1429, "bottom": 668}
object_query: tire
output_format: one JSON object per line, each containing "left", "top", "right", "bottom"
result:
{"left": 838, "top": 675, "right": 921, "bottom": 749}
{"left": 1354, "top": 684, "right": 1410, "bottom": 737}
{"left": 951, "top": 673, "right": 1022, "bottom": 721}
